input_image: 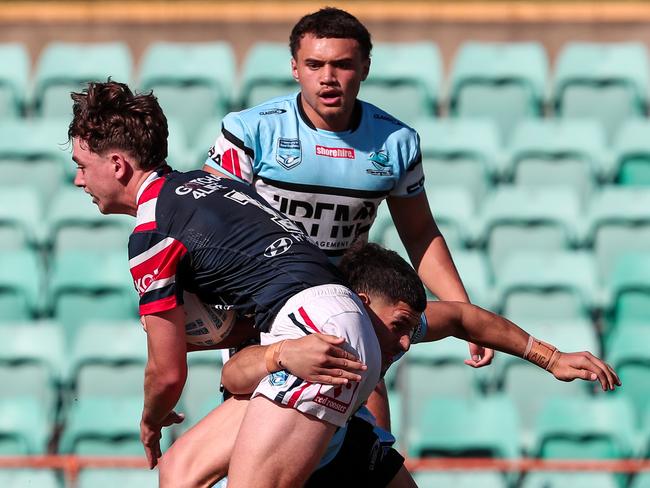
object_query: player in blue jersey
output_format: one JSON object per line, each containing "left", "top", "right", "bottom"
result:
{"left": 157, "top": 242, "right": 620, "bottom": 488}
{"left": 203, "top": 7, "right": 494, "bottom": 431}
{"left": 68, "top": 80, "right": 386, "bottom": 488}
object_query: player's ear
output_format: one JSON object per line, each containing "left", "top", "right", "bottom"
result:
{"left": 111, "top": 152, "right": 131, "bottom": 181}
{"left": 291, "top": 57, "right": 299, "bottom": 82}
{"left": 357, "top": 292, "right": 371, "bottom": 306}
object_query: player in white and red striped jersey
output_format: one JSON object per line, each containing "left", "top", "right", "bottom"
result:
{"left": 68, "top": 80, "right": 382, "bottom": 488}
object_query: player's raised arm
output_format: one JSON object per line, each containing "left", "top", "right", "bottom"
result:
{"left": 419, "top": 301, "right": 621, "bottom": 391}
{"left": 222, "top": 334, "right": 367, "bottom": 395}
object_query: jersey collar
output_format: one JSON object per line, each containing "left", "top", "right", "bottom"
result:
{"left": 296, "top": 93, "right": 362, "bottom": 133}
{"left": 135, "top": 165, "right": 171, "bottom": 206}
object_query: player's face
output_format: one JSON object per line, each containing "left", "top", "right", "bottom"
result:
{"left": 364, "top": 295, "right": 420, "bottom": 370}
{"left": 72, "top": 137, "right": 122, "bottom": 214}
{"left": 292, "top": 34, "right": 370, "bottom": 132}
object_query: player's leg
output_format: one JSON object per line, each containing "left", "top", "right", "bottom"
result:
{"left": 158, "top": 396, "right": 249, "bottom": 488}
{"left": 227, "top": 395, "right": 337, "bottom": 488}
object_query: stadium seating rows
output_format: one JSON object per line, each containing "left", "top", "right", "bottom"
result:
{"left": 2, "top": 39, "right": 650, "bottom": 486}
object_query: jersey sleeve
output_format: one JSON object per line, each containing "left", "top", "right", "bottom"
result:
{"left": 390, "top": 130, "right": 425, "bottom": 198}
{"left": 204, "top": 112, "right": 256, "bottom": 184}
{"left": 129, "top": 231, "right": 188, "bottom": 316}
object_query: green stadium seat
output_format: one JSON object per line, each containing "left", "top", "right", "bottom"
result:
{"left": 0, "top": 397, "right": 50, "bottom": 454}
{"left": 0, "top": 118, "right": 70, "bottom": 204}
{"left": 189, "top": 118, "right": 224, "bottom": 171}
{"left": 0, "top": 43, "right": 29, "bottom": 118}
{"left": 631, "top": 473, "right": 650, "bottom": 488}
{"left": 449, "top": 250, "right": 493, "bottom": 310}
{"left": 532, "top": 396, "right": 636, "bottom": 459}
{"left": 496, "top": 318, "right": 599, "bottom": 451}
{"left": 553, "top": 42, "right": 649, "bottom": 141}
{"left": 0, "top": 250, "right": 42, "bottom": 320}
{"left": 47, "top": 183, "right": 132, "bottom": 253}
{"left": 358, "top": 42, "right": 441, "bottom": 123}
{"left": 585, "top": 187, "right": 650, "bottom": 282}
{"left": 449, "top": 42, "right": 548, "bottom": 141}
{"left": 607, "top": 252, "right": 650, "bottom": 331}
{"left": 33, "top": 42, "right": 133, "bottom": 117}
{"left": 607, "top": 326, "right": 650, "bottom": 424}
{"left": 425, "top": 185, "right": 477, "bottom": 250}
{"left": 507, "top": 119, "right": 607, "bottom": 202}
{"left": 0, "top": 187, "right": 42, "bottom": 250}
{"left": 415, "top": 117, "right": 499, "bottom": 202}
{"left": 413, "top": 471, "right": 508, "bottom": 488}
{"left": 0, "top": 469, "right": 61, "bottom": 488}
{"left": 387, "top": 389, "right": 403, "bottom": 450}
{"left": 238, "top": 42, "right": 296, "bottom": 108}
{"left": 178, "top": 360, "right": 223, "bottom": 429}
{"left": 494, "top": 250, "right": 597, "bottom": 321}
{"left": 60, "top": 395, "right": 170, "bottom": 455}
{"left": 0, "top": 322, "right": 64, "bottom": 423}
{"left": 67, "top": 321, "right": 147, "bottom": 399}
{"left": 478, "top": 186, "right": 581, "bottom": 270}
{"left": 139, "top": 42, "right": 234, "bottom": 145}
{"left": 611, "top": 119, "right": 650, "bottom": 186}
{"left": 48, "top": 250, "right": 137, "bottom": 339}
{"left": 521, "top": 472, "right": 619, "bottom": 488}
{"left": 77, "top": 468, "right": 158, "bottom": 488}
{"left": 408, "top": 395, "right": 520, "bottom": 458}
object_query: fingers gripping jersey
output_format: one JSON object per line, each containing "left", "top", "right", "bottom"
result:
{"left": 128, "top": 168, "right": 343, "bottom": 331}
{"left": 205, "top": 93, "right": 425, "bottom": 261}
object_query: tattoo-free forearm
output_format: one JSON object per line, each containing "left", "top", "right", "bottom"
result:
{"left": 221, "top": 345, "right": 270, "bottom": 395}
{"left": 445, "top": 303, "right": 529, "bottom": 358}
{"left": 142, "top": 361, "right": 187, "bottom": 426}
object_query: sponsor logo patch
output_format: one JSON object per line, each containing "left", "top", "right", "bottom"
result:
{"left": 264, "top": 237, "right": 293, "bottom": 257}
{"left": 313, "top": 382, "right": 358, "bottom": 413}
{"left": 259, "top": 108, "right": 287, "bottom": 116}
{"left": 276, "top": 138, "right": 302, "bottom": 169}
{"left": 373, "top": 113, "right": 403, "bottom": 126}
{"left": 315, "top": 145, "right": 355, "bottom": 159}
{"left": 268, "top": 370, "right": 289, "bottom": 386}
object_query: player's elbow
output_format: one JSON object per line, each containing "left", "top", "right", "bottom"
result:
{"left": 221, "top": 363, "right": 255, "bottom": 396}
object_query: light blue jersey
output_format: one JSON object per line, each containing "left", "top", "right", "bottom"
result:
{"left": 205, "top": 93, "right": 425, "bottom": 262}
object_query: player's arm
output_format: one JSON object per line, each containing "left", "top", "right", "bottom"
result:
{"left": 419, "top": 301, "right": 620, "bottom": 390}
{"left": 387, "top": 191, "right": 493, "bottom": 367}
{"left": 141, "top": 306, "right": 188, "bottom": 468}
{"left": 202, "top": 119, "right": 255, "bottom": 183}
{"left": 221, "top": 334, "right": 367, "bottom": 395}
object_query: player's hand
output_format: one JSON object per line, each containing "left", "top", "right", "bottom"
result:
{"left": 548, "top": 351, "right": 621, "bottom": 391}
{"left": 464, "top": 342, "right": 495, "bottom": 368}
{"left": 140, "top": 419, "right": 162, "bottom": 469}
{"left": 279, "top": 334, "right": 367, "bottom": 385}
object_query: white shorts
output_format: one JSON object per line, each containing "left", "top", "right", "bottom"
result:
{"left": 252, "top": 284, "right": 381, "bottom": 427}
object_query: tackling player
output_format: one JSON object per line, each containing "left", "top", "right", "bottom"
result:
{"left": 68, "top": 80, "right": 385, "bottom": 488}
{"left": 157, "top": 242, "right": 620, "bottom": 487}
{"left": 203, "top": 7, "right": 493, "bottom": 430}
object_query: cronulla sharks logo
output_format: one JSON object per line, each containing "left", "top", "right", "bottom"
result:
{"left": 276, "top": 137, "right": 302, "bottom": 169}
{"left": 366, "top": 149, "right": 393, "bottom": 176}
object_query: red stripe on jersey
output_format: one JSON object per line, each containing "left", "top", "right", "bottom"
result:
{"left": 298, "top": 307, "right": 322, "bottom": 334}
{"left": 130, "top": 238, "right": 187, "bottom": 296}
{"left": 287, "top": 381, "right": 312, "bottom": 408}
{"left": 138, "top": 176, "right": 166, "bottom": 206}
{"left": 222, "top": 148, "right": 242, "bottom": 179}
{"left": 140, "top": 295, "right": 179, "bottom": 316}
{"left": 134, "top": 221, "right": 157, "bottom": 233}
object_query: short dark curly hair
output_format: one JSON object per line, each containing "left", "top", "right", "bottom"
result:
{"left": 68, "top": 80, "right": 168, "bottom": 171}
{"left": 339, "top": 241, "right": 426, "bottom": 313}
{"left": 289, "top": 7, "right": 372, "bottom": 60}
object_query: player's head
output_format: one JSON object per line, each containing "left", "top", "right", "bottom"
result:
{"left": 68, "top": 80, "right": 168, "bottom": 214}
{"left": 289, "top": 8, "right": 372, "bottom": 132}
{"left": 339, "top": 241, "right": 426, "bottom": 368}
{"left": 289, "top": 7, "right": 372, "bottom": 61}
